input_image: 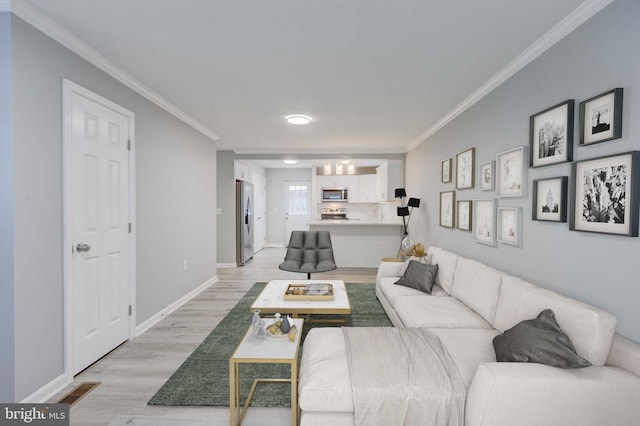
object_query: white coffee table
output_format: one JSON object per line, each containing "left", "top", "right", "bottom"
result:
{"left": 250, "top": 280, "right": 352, "bottom": 323}
{"left": 229, "top": 317, "right": 304, "bottom": 426}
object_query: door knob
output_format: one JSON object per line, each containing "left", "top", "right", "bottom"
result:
{"left": 76, "top": 243, "right": 91, "bottom": 253}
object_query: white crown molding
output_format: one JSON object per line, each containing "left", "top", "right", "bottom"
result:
{"left": 10, "top": 0, "right": 220, "bottom": 142}
{"left": 0, "top": 0, "right": 11, "bottom": 12}
{"left": 407, "top": 0, "right": 615, "bottom": 152}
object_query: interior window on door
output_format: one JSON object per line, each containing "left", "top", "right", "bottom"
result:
{"left": 288, "top": 185, "right": 308, "bottom": 215}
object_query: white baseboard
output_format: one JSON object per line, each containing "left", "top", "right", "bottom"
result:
{"left": 20, "top": 373, "right": 71, "bottom": 403}
{"left": 216, "top": 263, "right": 237, "bottom": 268}
{"left": 135, "top": 275, "right": 218, "bottom": 337}
{"left": 264, "top": 243, "right": 285, "bottom": 248}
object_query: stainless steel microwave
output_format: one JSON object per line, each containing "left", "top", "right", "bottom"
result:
{"left": 322, "top": 187, "right": 348, "bottom": 202}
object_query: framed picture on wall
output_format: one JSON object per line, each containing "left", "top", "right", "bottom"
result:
{"left": 532, "top": 176, "right": 568, "bottom": 222}
{"left": 456, "top": 200, "right": 472, "bottom": 231}
{"left": 473, "top": 199, "right": 496, "bottom": 245}
{"left": 439, "top": 191, "right": 456, "bottom": 228}
{"left": 496, "top": 146, "right": 526, "bottom": 197}
{"left": 579, "top": 88, "right": 623, "bottom": 146}
{"left": 441, "top": 158, "right": 452, "bottom": 183}
{"left": 456, "top": 148, "right": 475, "bottom": 189}
{"left": 570, "top": 151, "right": 640, "bottom": 237}
{"left": 497, "top": 207, "right": 521, "bottom": 245}
{"left": 529, "top": 99, "right": 574, "bottom": 168}
{"left": 478, "top": 161, "right": 495, "bottom": 191}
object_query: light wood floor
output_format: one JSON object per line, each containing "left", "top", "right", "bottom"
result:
{"left": 52, "top": 247, "right": 376, "bottom": 426}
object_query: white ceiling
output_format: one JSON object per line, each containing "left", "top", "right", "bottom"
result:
{"left": 19, "top": 0, "right": 590, "bottom": 154}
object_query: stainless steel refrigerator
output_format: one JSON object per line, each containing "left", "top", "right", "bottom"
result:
{"left": 236, "top": 181, "right": 254, "bottom": 265}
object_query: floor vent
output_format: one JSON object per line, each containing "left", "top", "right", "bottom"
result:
{"left": 57, "top": 382, "right": 100, "bottom": 407}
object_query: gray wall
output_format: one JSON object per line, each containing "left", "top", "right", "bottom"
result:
{"left": 216, "top": 150, "right": 236, "bottom": 264}
{"left": 0, "top": 12, "right": 15, "bottom": 402}
{"left": 266, "top": 168, "right": 313, "bottom": 245}
{"left": 8, "top": 16, "right": 217, "bottom": 400}
{"left": 405, "top": 0, "right": 640, "bottom": 342}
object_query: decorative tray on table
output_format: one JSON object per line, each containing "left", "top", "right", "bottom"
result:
{"left": 283, "top": 283, "right": 334, "bottom": 301}
{"left": 266, "top": 322, "right": 298, "bottom": 338}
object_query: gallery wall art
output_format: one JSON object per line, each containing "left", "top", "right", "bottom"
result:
{"left": 532, "top": 177, "right": 568, "bottom": 222}
{"left": 579, "top": 88, "right": 623, "bottom": 146}
{"left": 456, "top": 148, "right": 475, "bottom": 189}
{"left": 570, "top": 151, "right": 640, "bottom": 237}
{"left": 496, "top": 146, "right": 526, "bottom": 197}
{"left": 530, "top": 100, "right": 574, "bottom": 168}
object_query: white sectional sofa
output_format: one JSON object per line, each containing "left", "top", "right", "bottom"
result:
{"left": 298, "top": 246, "right": 640, "bottom": 426}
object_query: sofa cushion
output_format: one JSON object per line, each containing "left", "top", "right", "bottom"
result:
{"left": 450, "top": 257, "right": 503, "bottom": 324}
{"left": 379, "top": 277, "right": 447, "bottom": 308}
{"left": 427, "top": 246, "right": 458, "bottom": 295}
{"left": 394, "top": 295, "right": 492, "bottom": 329}
{"left": 493, "top": 275, "right": 617, "bottom": 366}
{"left": 299, "top": 328, "right": 354, "bottom": 412}
{"left": 397, "top": 254, "right": 432, "bottom": 276}
{"left": 394, "top": 261, "right": 438, "bottom": 294}
{"left": 429, "top": 328, "right": 500, "bottom": 388}
{"left": 493, "top": 309, "right": 592, "bottom": 368}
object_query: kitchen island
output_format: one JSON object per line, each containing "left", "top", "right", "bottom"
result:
{"left": 309, "top": 221, "right": 403, "bottom": 267}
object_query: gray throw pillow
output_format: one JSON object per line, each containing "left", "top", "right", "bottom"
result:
{"left": 492, "top": 309, "right": 592, "bottom": 369}
{"left": 394, "top": 261, "right": 438, "bottom": 294}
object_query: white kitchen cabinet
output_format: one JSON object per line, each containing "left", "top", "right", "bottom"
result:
{"left": 376, "top": 161, "right": 389, "bottom": 201}
{"left": 321, "top": 175, "right": 349, "bottom": 188}
{"left": 234, "top": 161, "right": 249, "bottom": 181}
{"left": 356, "top": 174, "right": 377, "bottom": 202}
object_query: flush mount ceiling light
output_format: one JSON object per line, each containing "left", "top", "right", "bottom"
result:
{"left": 285, "top": 114, "right": 312, "bottom": 125}
{"left": 283, "top": 160, "right": 298, "bottom": 165}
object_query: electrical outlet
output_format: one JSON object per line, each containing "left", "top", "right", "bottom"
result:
{"left": 183, "top": 260, "right": 188, "bottom": 271}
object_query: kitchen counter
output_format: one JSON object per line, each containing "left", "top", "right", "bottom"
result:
{"left": 309, "top": 220, "right": 402, "bottom": 226}
{"left": 309, "top": 221, "right": 403, "bottom": 267}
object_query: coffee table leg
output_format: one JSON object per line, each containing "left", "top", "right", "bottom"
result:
{"left": 229, "top": 360, "right": 238, "bottom": 426}
{"left": 291, "top": 360, "right": 297, "bottom": 426}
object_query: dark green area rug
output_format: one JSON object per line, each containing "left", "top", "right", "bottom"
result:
{"left": 148, "top": 282, "right": 391, "bottom": 407}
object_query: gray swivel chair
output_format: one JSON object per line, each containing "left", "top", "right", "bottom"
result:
{"left": 278, "top": 231, "right": 337, "bottom": 279}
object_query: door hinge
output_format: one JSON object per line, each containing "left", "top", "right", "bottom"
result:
{"left": 127, "top": 139, "right": 131, "bottom": 151}
{"left": 128, "top": 223, "right": 132, "bottom": 234}
{"left": 128, "top": 305, "right": 132, "bottom": 316}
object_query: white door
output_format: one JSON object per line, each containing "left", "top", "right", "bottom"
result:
{"left": 67, "top": 83, "right": 132, "bottom": 374}
{"left": 252, "top": 172, "right": 266, "bottom": 253}
{"left": 284, "top": 181, "right": 310, "bottom": 244}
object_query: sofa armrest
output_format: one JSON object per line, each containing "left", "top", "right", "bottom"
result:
{"left": 466, "top": 362, "right": 640, "bottom": 426}
{"left": 375, "top": 261, "right": 404, "bottom": 285}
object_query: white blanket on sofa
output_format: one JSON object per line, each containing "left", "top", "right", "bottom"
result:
{"left": 343, "top": 327, "right": 465, "bottom": 426}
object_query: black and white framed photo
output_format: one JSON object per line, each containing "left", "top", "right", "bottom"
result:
{"left": 529, "top": 100, "right": 574, "bottom": 168}
{"left": 478, "top": 161, "right": 495, "bottom": 191}
{"left": 473, "top": 199, "right": 495, "bottom": 245}
{"left": 533, "top": 176, "right": 568, "bottom": 222}
{"left": 579, "top": 88, "right": 623, "bottom": 146}
{"left": 456, "top": 200, "right": 472, "bottom": 231}
{"left": 497, "top": 207, "right": 521, "bottom": 245}
{"left": 439, "top": 191, "right": 456, "bottom": 228}
{"left": 456, "top": 148, "right": 475, "bottom": 189}
{"left": 441, "top": 158, "right": 452, "bottom": 183}
{"left": 571, "top": 151, "right": 640, "bottom": 237}
{"left": 496, "top": 146, "right": 526, "bottom": 197}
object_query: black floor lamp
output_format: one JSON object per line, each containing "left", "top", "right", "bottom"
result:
{"left": 395, "top": 188, "right": 421, "bottom": 257}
